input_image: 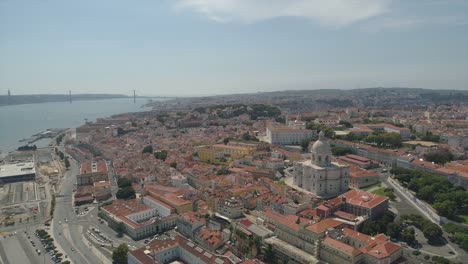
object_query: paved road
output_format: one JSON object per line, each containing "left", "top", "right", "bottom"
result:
{"left": 51, "top": 153, "right": 102, "bottom": 264}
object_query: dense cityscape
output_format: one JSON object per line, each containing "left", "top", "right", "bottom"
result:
{"left": 1, "top": 1, "right": 468, "bottom": 264}
{"left": 1, "top": 88, "right": 467, "bottom": 264}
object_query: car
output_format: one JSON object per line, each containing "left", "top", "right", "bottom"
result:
{"left": 449, "top": 251, "right": 455, "bottom": 255}
{"left": 71, "top": 248, "right": 75, "bottom": 251}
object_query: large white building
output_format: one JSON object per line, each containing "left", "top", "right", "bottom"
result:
{"left": 293, "top": 131, "right": 349, "bottom": 198}
{"left": 0, "top": 162, "right": 36, "bottom": 184}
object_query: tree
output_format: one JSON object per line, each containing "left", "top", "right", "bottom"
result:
{"left": 433, "top": 200, "right": 458, "bottom": 219}
{"left": 331, "top": 146, "right": 354, "bottom": 156}
{"left": 223, "top": 138, "right": 230, "bottom": 145}
{"left": 424, "top": 150, "right": 454, "bottom": 165}
{"left": 115, "top": 222, "right": 126, "bottom": 237}
{"left": 417, "top": 186, "right": 435, "bottom": 203}
{"left": 423, "top": 223, "right": 443, "bottom": 242}
{"left": 382, "top": 132, "right": 402, "bottom": 148}
{"left": 264, "top": 244, "right": 276, "bottom": 264}
{"left": 64, "top": 158, "right": 70, "bottom": 169}
{"left": 387, "top": 223, "right": 402, "bottom": 238}
{"left": 242, "top": 132, "right": 258, "bottom": 141}
{"left": 339, "top": 120, "right": 353, "bottom": 128}
{"left": 217, "top": 168, "right": 231, "bottom": 175}
{"left": 154, "top": 150, "right": 168, "bottom": 161}
{"left": 112, "top": 243, "right": 129, "bottom": 264}
{"left": 116, "top": 186, "right": 136, "bottom": 200}
{"left": 170, "top": 162, "right": 177, "bottom": 168}
{"left": 117, "top": 178, "right": 132, "bottom": 188}
{"left": 301, "top": 139, "right": 311, "bottom": 151}
{"left": 306, "top": 123, "right": 335, "bottom": 138}
{"left": 401, "top": 227, "right": 416, "bottom": 244}
{"left": 58, "top": 151, "right": 65, "bottom": 160}
{"left": 142, "top": 145, "right": 153, "bottom": 154}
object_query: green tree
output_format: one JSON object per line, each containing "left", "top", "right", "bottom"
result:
{"left": 170, "top": 162, "right": 177, "bottom": 168}
{"left": 116, "top": 186, "right": 136, "bottom": 200}
{"left": 306, "top": 123, "right": 334, "bottom": 138}
{"left": 116, "top": 222, "right": 126, "bottom": 237}
{"left": 401, "top": 227, "right": 416, "bottom": 244}
{"left": 382, "top": 132, "right": 402, "bottom": 148}
{"left": 112, "top": 243, "right": 129, "bottom": 264}
{"left": 142, "top": 145, "right": 153, "bottom": 154}
{"left": 339, "top": 120, "right": 353, "bottom": 128}
{"left": 216, "top": 168, "right": 231, "bottom": 175}
{"left": 424, "top": 150, "right": 454, "bottom": 165}
{"left": 433, "top": 200, "right": 458, "bottom": 219}
{"left": 64, "top": 157, "right": 70, "bottom": 169}
{"left": 264, "top": 244, "right": 276, "bottom": 264}
{"left": 117, "top": 178, "right": 132, "bottom": 188}
{"left": 387, "top": 223, "right": 402, "bottom": 238}
{"left": 423, "top": 223, "right": 443, "bottom": 242}
{"left": 417, "top": 186, "right": 435, "bottom": 203}
{"left": 301, "top": 139, "right": 311, "bottom": 151}
{"left": 154, "top": 150, "right": 168, "bottom": 161}
{"left": 331, "top": 146, "right": 355, "bottom": 156}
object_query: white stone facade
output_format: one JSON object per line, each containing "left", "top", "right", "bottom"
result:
{"left": 293, "top": 132, "right": 349, "bottom": 198}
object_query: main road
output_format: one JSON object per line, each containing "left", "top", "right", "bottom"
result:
{"left": 51, "top": 152, "right": 105, "bottom": 264}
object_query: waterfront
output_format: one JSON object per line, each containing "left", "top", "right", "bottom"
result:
{"left": 0, "top": 98, "right": 158, "bottom": 153}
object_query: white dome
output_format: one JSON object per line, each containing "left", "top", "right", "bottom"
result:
{"left": 311, "top": 131, "right": 331, "bottom": 154}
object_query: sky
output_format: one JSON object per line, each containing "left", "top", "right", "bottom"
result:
{"left": 1, "top": 0, "right": 467, "bottom": 97}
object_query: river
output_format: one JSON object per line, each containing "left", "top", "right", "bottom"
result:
{"left": 0, "top": 98, "right": 162, "bottom": 153}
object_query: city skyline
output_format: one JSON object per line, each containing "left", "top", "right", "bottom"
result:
{"left": 1, "top": 0, "right": 468, "bottom": 96}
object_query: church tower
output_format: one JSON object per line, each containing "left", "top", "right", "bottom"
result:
{"left": 310, "top": 131, "right": 331, "bottom": 167}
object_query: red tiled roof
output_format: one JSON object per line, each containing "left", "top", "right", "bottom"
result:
{"left": 263, "top": 210, "right": 305, "bottom": 231}
{"left": 362, "top": 240, "right": 401, "bottom": 259}
{"left": 323, "top": 237, "right": 361, "bottom": 256}
{"left": 341, "top": 189, "right": 388, "bottom": 209}
{"left": 334, "top": 211, "right": 357, "bottom": 221}
{"left": 349, "top": 166, "right": 378, "bottom": 178}
{"left": 305, "top": 219, "right": 343, "bottom": 234}
{"left": 239, "top": 219, "right": 254, "bottom": 228}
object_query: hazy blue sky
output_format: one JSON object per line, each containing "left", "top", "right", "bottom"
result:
{"left": 1, "top": 0, "right": 467, "bottom": 96}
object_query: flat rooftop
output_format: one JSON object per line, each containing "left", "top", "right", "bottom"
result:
{"left": 0, "top": 162, "right": 36, "bottom": 178}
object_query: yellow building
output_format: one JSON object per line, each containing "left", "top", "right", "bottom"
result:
{"left": 196, "top": 144, "right": 255, "bottom": 163}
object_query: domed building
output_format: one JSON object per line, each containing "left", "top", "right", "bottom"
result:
{"left": 293, "top": 131, "right": 349, "bottom": 198}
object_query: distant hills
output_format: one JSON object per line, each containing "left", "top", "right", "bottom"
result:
{"left": 148, "top": 87, "right": 468, "bottom": 112}
{"left": 0, "top": 94, "right": 130, "bottom": 106}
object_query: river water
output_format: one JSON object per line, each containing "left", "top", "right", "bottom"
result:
{"left": 0, "top": 98, "right": 160, "bottom": 153}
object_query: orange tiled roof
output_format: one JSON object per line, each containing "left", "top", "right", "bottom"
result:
{"left": 341, "top": 189, "right": 388, "bottom": 209}
{"left": 305, "top": 219, "right": 343, "bottom": 234}
{"left": 323, "top": 237, "right": 361, "bottom": 256}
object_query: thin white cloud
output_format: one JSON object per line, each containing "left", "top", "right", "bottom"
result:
{"left": 363, "top": 15, "right": 468, "bottom": 32}
{"left": 175, "top": 0, "right": 392, "bottom": 26}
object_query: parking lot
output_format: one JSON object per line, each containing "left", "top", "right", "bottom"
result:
{"left": 0, "top": 229, "right": 55, "bottom": 264}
